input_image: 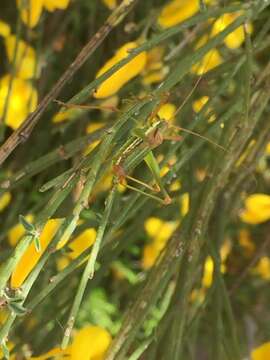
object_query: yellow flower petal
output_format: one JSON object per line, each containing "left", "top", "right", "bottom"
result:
{"left": 0, "top": 192, "right": 11, "bottom": 212}
{"left": 142, "top": 47, "right": 167, "bottom": 85}
{"left": 253, "top": 257, "right": 270, "bottom": 281}
{"left": 143, "top": 217, "right": 178, "bottom": 269}
{"left": 158, "top": 103, "right": 176, "bottom": 122}
{"left": 43, "top": 0, "right": 70, "bottom": 12}
{"left": 202, "top": 256, "right": 214, "bottom": 288}
{"left": 56, "top": 255, "right": 70, "bottom": 271}
{"left": 92, "top": 173, "right": 113, "bottom": 195}
{"left": 142, "top": 244, "right": 160, "bottom": 269}
{"left": 252, "top": 341, "right": 270, "bottom": 360}
{"left": 16, "top": 0, "right": 43, "bottom": 28}
{"left": 144, "top": 217, "right": 164, "bottom": 238}
{"left": 201, "top": 240, "right": 230, "bottom": 289}
{"left": 220, "top": 238, "right": 231, "bottom": 262}
{"left": 192, "top": 96, "right": 216, "bottom": 122}
{"left": 169, "top": 180, "right": 181, "bottom": 192}
{"left": 160, "top": 165, "right": 170, "bottom": 178}
{"left": 192, "top": 96, "right": 209, "bottom": 113}
{"left": 71, "top": 326, "right": 111, "bottom": 360}
{"left": 11, "top": 219, "right": 62, "bottom": 288}
{"left": 86, "top": 122, "right": 105, "bottom": 134}
{"left": 5, "top": 35, "right": 37, "bottom": 79}
{"left": 84, "top": 139, "right": 100, "bottom": 156}
{"left": 240, "top": 194, "right": 270, "bottom": 225}
{"left": 68, "top": 228, "right": 97, "bottom": 259}
{"left": 142, "top": 71, "right": 166, "bottom": 85}
{"left": 8, "top": 214, "right": 34, "bottom": 247}
{"left": 94, "top": 42, "right": 147, "bottom": 98}
{"left": 0, "top": 75, "right": 38, "bottom": 130}
{"left": 212, "top": 13, "right": 253, "bottom": 50}
{"left": 192, "top": 48, "right": 223, "bottom": 75}
{"left": 52, "top": 108, "right": 82, "bottom": 123}
{"left": 0, "top": 20, "right": 11, "bottom": 38}
{"left": 102, "top": 0, "right": 117, "bottom": 9}
{"left": 157, "top": 0, "right": 199, "bottom": 28}
{"left": 180, "top": 192, "right": 189, "bottom": 217}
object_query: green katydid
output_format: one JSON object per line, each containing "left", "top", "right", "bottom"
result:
{"left": 56, "top": 98, "right": 227, "bottom": 205}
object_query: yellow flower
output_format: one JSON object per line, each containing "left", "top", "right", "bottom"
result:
{"left": 16, "top": 0, "right": 43, "bottom": 28}
{"left": 160, "top": 165, "right": 170, "bottom": 178}
{"left": 142, "top": 217, "right": 178, "bottom": 269}
{"left": 8, "top": 214, "right": 34, "bottom": 247}
{"left": 169, "top": 180, "right": 181, "bottom": 192}
{"left": 0, "top": 20, "right": 11, "bottom": 37}
{"left": 56, "top": 228, "right": 97, "bottom": 270}
{"left": 0, "top": 75, "right": 38, "bottom": 130}
{"left": 0, "top": 192, "right": 11, "bottom": 212}
{"left": 180, "top": 192, "right": 189, "bottom": 217}
{"left": 102, "top": 0, "right": 117, "bottom": 9}
{"left": 43, "top": 0, "right": 70, "bottom": 12}
{"left": 253, "top": 257, "right": 270, "bottom": 281}
{"left": 81, "top": 122, "right": 105, "bottom": 154}
{"left": 86, "top": 122, "right": 105, "bottom": 134}
{"left": 240, "top": 193, "right": 270, "bottom": 225}
{"left": 5, "top": 35, "right": 38, "bottom": 79}
{"left": 142, "top": 244, "right": 160, "bottom": 270}
{"left": 56, "top": 255, "right": 70, "bottom": 271}
{"left": 66, "top": 228, "right": 96, "bottom": 259}
{"left": 91, "top": 173, "right": 113, "bottom": 198}
{"left": 192, "top": 96, "right": 216, "bottom": 122}
{"left": 141, "top": 46, "right": 168, "bottom": 85}
{"left": 158, "top": 103, "right": 176, "bottom": 122}
{"left": 52, "top": 107, "right": 83, "bottom": 123}
{"left": 30, "top": 325, "right": 111, "bottom": 360}
{"left": 212, "top": 12, "right": 253, "bottom": 49}
{"left": 94, "top": 42, "right": 147, "bottom": 98}
{"left": 202, "top": 256, "right": 214, "bottom": 288}
{"left": 191, "top": 48, "right": 223, "bottom": 75}
{"left": 17, "top": 0, "right": 70, "bottom": 28}
{"left": 11, "top": 219, "right": 62, "bottom": 288}
{"left": 220, "top": 238, "right": 231, "bottom": 264}
{"left": 202, "top": 239, "right": 231, "bottom": 288}
{"left": 144, "top": 217, "right": 176, "bottom": 247}
{"left": 266, "top": 143, "right": 270, "bottom": 155}
{"left": 252, "top": 342, "right": 270, "bottom": 360}
{"left": 71, "top": 325, "right": 112, "bottom": 360}
{"left": 157, "top": 0, "right": 199, "bottom": 28}
{"left": 192, "top": 96, "right": 209, "bottom": 113}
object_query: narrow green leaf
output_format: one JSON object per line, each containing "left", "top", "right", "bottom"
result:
{"left": 7, "top": 302, "right": 27, "bottom": 317}
{"left": 34, "top": 236, "right": 41, "bottom": 253}
{"left": 1, "top": 341, "right": 9, "bottom": 360}
{"left": 19, "top": 215, "right": 35, "bottom": 233}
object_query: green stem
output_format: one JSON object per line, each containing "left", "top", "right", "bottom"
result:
{"left": 61, "top": 185, "right": 117, "bottom": 348}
